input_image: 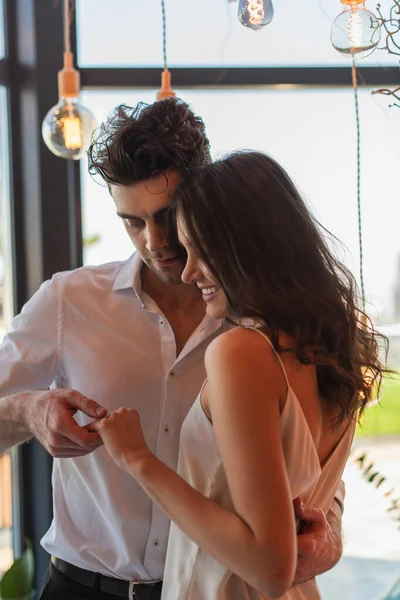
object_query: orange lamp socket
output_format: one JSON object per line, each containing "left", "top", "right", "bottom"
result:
{"left": 157, "top": 68, "right": 176, "bottom": 101}
{"left": 340, "top": 0, "right": 365, "bottom": 5}
{"left": 58, "top": 52, "right": 80, "bottom": 98}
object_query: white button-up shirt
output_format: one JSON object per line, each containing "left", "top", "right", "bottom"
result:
{"left": 0, "top": 253, "right": 222, "bottom": 580}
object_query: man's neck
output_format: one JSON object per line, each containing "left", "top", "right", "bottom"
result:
{"left": 141, "top": 266, "right": 206, "bottom": 355}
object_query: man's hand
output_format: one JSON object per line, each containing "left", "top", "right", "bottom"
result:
{"left": 293, "top": 498, "right": 343, "bottom": 586}
{"left": 22, "top": 388, "right": 108, "bottom": 457}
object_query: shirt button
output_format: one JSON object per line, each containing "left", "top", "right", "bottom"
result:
{"left": 164, "top": 426, "right": 169, "bottom": 433}
{"left": 170, "top": 371, "right": 174, "bottom": 376}
{"left": 153, "top": 540, "right": 159, "bottom": 547}
{"left": 160, "top": 320, "right": 164, "bottom": 325}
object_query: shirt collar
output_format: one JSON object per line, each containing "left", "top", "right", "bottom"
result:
{"left": 113, "top": 253, "right": 225, "bottom": 346}
{"left": 113, "top": 253, "right": 224, "bottom": 332}
{"left": 112, "top": 252, "right": 143, "bottom": 296}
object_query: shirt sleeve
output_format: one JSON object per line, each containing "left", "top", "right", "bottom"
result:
{"left": 0, "top": 274, "right": 61, "bottom": 394}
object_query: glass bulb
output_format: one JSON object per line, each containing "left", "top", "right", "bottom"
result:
{"left": 330, "top": 5, "right": 381, "bottom": 60}
{"left": 238, "top": 0, "right": 274, "bottom": 30}
{"left": 42, "top": 97, "right": 97, "bottom": 160}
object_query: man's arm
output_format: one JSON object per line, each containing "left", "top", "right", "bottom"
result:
{"left": 0, "top": 392, "right": 33, "bottom": 451}
{"left": 0, "top": 275, "right": 107, "bottom": 456}
{"left": 0, "top": 388, "right": 107, "bottom": 456}
{"left": 292, "top": 481, "right": 345, "bottom": 585}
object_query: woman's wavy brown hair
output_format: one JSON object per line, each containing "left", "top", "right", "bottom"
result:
{"left": 173, "top": 151, "right": 389, "bottom": 427}
{"left": 87, "top": 98, "right": 211, "bottom": 185}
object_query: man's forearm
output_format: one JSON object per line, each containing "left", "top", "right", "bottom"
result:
{"left": 0, "top": 392, "right": 33, "bottom": 454}
{"left": 293, "top": 481, "right": 345, "bottom": 585}
{"left": 325, "top": 481, "right": 345, "bottom": 565}
{"left": 325, "top": 508, "right": 342, "bottom": 568}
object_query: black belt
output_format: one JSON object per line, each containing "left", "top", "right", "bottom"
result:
{"left": 51, "top": 557, "right": 162, "bottom": 600}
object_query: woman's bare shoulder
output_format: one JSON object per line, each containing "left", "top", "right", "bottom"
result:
{"left": 206, "top": 327, "right": 272, "bottom": 358}
{"left": 205, "top": 327, "right": 283, "bottom": 385}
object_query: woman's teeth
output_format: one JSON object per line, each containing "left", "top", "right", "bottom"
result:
{"left": 201, "top": 286, "right": 219, "bottom": 295}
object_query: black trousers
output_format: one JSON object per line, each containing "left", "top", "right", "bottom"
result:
{"left": 40, "top": 562, "right": 162, "bottom": 600}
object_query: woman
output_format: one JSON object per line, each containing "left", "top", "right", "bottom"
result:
{"left": 92, "top": 151, "right": 386, "bottom": 599}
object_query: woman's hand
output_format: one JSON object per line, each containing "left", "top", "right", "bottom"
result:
{"left": 90, "top": 407, "right": 152, "bottom": 473}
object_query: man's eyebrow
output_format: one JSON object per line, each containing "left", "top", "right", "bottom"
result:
{"left": 117, "top": 212, "right": 139, "bottom": 220}
{"left": 117, "top": 206, "right": 170, "bottom": 220}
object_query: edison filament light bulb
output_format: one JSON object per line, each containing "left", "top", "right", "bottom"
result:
{"left": 42, "top": 98, "right": 96, "bottom": 160}
{"left": 42, "top": 52, "right": 96, "bottom": 160}
{"left": 238, "top": 0, "right": 274, "bottom": 30}
{"left": 330, "top": 1, "right": 381, "bottom": 59}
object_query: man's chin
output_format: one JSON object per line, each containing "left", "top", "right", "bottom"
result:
{"left": 153, "top": 266, "right": 184, "bottom": 286}
{"left": 141, "top": 258, "right": 185, "bottom": 285}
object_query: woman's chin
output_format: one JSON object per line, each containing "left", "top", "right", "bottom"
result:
{"left": 206, "top": 303, "right": 228, "bottom": 321}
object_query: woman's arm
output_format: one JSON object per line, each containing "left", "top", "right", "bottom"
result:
{"left": 94, "top": 328, "right": 296, "bottom": 598}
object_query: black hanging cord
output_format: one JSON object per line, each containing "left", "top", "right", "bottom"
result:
{"left": 352, "top": 60, "right": 366, "bottom": 312}
{"left": 161, "top": 0, "right": 167, "bottom": 69}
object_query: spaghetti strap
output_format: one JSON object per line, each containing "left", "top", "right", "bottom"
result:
{"left": 243, "top": 326, "right": 291, "bottom": 389}
{"left": 198, "top": 377, "right": 208, "bottom": 398}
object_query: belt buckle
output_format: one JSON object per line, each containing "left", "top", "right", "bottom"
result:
{"left": 128, "top": 581, "right": 136, "bottom": 600}
{"left": 128, "top": 579, "right": 161, "bottom": 599}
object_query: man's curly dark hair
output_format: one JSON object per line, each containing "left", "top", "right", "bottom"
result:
{"left": 87, "top": 98, "right": 211, "bottom": 186}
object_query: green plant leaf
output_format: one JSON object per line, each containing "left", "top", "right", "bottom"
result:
{"left": 356, "top": 452, "right": 367, "bottom": 465}
{"left": 83, "top": 234, "right": 100, "bottom": 248}
{"left": 0, "top": 539, "right": 34, "bottom": 599}
{"left": 368, "top": 472, "right": 380, "bottom": 483}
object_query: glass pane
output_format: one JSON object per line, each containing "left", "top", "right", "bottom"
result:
{"left": 0, "top": 0, "right": 4, "bottom": 59}
{"left": 0, "top": 87, "right": 13, "bottom": 342}
{"left": 0, "top": 86, "right": 14, "bottom": 576}
{"left": 0, "top": 453, "right": 12, "bottom": 576}
{"left": 319, "top": 437, "right": 400, "bottom": 600}
{"left": 77, "top": 0, "right": 399, "bottom": 67}
{"left": 81, "top": 87, "right": 400, "bottom": 331}
{"left": 81, "top": 87, "right": 400, "bottom": 598}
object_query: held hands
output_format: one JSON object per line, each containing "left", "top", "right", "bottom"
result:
{"left": 90, "top": 408, "right": 152, "bottom": 474}
{"left": 292, "top": 498, "right": 342, "bottom": 585}
{"left": 26, "top": 388, "right": 108, "bottom": 458}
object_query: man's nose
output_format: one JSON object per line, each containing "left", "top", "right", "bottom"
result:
{"left": 146, "top": 223, "right": 168, "bottom": 253}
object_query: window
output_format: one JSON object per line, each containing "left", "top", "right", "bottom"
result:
{"left": 76, "top": 0, "right": 399, "bottom": 68}
{"left": 0, "top": 451, "right": 12, "bottom": 576}
{"left": 81, "top": 86, "right": 400, "bottom": 332}
{"left": 0, "top": 0, "right": 4, "bottom": 59}
{"left": 0, "top": 86, "right": 13, "bottom": 341}
{"left": 320, "top": 438, "right": 400, "bottom": 599}
{"left": 0, "top": 84, "right": 14, "bottom": 576}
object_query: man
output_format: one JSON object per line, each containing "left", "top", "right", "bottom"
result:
{"left": 0, "top": 98, "right": 344, "bottom": 600}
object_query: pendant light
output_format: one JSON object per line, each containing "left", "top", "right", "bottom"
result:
{"left": 42, "top": 0, "right": 96, "bottom": 160}
{"left": 331, "top": 0, "right": 381, "bottom": 60}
